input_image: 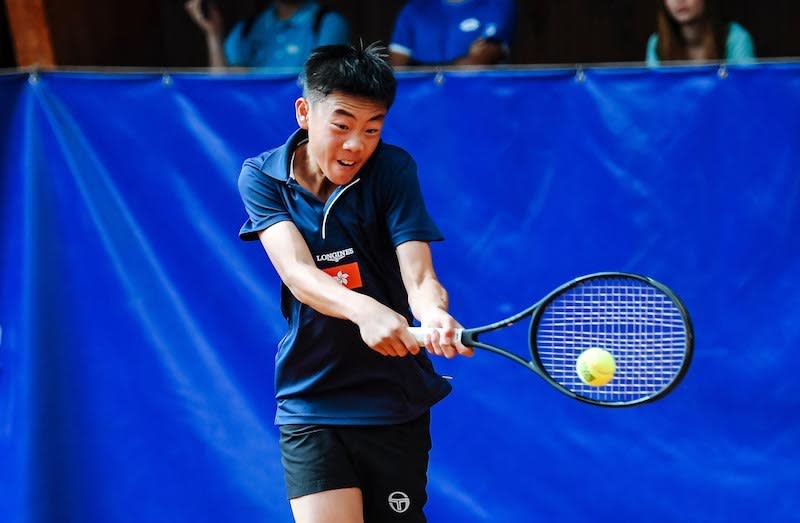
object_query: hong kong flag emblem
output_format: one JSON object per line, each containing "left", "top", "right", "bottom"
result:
{"left": 322, "top": 262, "right": 362, "bottom": 289}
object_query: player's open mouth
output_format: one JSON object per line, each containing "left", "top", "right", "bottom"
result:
{"left": 338, "top": 160, "right": 356, "bottom": 167}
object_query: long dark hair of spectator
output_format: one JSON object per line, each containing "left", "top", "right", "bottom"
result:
{"left": 656, "top": 0, "right": 729, "bottom": 61}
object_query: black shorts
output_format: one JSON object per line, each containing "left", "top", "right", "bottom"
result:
{"left": 279, "top": 412, "right": 432, "bottom": 522}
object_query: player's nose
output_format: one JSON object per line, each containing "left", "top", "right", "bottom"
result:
{"left": 343, "top": 136, "right": 364, "bottom": 152}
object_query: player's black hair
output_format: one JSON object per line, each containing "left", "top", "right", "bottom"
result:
{"left": 301, "top": 43, "right": 397, "bottom": 109}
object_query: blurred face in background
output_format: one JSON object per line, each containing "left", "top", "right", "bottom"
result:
{"left": 664, "top": 0, "right": 706, "bottom": 24}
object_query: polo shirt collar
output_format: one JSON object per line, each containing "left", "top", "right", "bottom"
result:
{"left": 260, "top": 128, "right": 308, "bottom": 181}
{"left": 259, "top": 128, "right": 385, "bottom": 183}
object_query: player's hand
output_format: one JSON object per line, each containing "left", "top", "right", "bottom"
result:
{"left": 419, "top": 309, "right": 473, "bottom": 359}
{"left": 355, "top": 301, "right": 420, "bottom": 358}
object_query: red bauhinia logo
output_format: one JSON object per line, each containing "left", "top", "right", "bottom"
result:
{"left": 321, "top": 262, "right": 362, "bottom": 289}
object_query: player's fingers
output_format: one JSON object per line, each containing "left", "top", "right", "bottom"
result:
{"left": 371, "top": 344, "right": 389, "bottom": 357}
{"left": 444, "top": 326, "right": 472, "bottom": 357}
{"left": 456, "top": 342, "right": 474, "bottom": 357}
{"left": 387, "top": 338, "right": 409, "bottom": 357}
{"left": 424, "top": 329, "right": 440, "bottom": 356}
{"left": 428, "top": 329, "right": 455, "bottom": 359}
{"left": 395, "top": 343, "right": 409, "bottom": 357}
{"left": 381, "top": 344, "right": 398, "bottom": 357}
{"left": 399, "top": 331, "right": 420, "bottom": 356}
{"left": 439, "top": 330, "right": 459, "bottom": 359}
{"left": 439, "top": 327, "right": 472, "bottom": 357}
{"left": 403, "top": 336, "right": 419, "bottom": 356}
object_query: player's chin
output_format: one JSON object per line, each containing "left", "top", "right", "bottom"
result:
{"left": 328, "top": 162, "right": 360, "bottom": 184}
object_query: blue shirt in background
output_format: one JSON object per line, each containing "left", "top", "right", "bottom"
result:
{"left": 224, "top": 1, "right": 350, "bottom": 68}
{"left": 646, "top": 22, "right": 755, "bottom": 66}
{"left": 390, "top": 0, "right": 517, "bottom": 65}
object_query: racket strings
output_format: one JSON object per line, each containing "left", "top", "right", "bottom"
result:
{"left": 535, "top": 278, "right": 689, "bottom": 403}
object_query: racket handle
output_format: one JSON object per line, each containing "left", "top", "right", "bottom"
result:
{"left": 408, "top": 327, "right": 463, "bottom": 346}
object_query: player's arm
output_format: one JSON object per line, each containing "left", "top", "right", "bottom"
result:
{"left": 396, "top": 241, "right": 473, "bottom": 359}
{"left": 258, "top": 221, "right": 420, "bottom": 357}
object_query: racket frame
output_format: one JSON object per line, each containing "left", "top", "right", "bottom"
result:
{"left": 449, "top": 272, "right": 694, "bottom": 407}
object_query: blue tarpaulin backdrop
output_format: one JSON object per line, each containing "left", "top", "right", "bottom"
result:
{"left": 1, "top": 64, "right": 799, "bottom": 522}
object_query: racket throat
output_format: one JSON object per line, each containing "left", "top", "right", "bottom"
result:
{"left": 459, "top": 330, "right": 476, "bottom": 346}
{"left": 470, "top": 340, "right": 540, "bottom": 374}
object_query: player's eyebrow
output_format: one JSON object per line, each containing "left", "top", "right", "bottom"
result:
{"left": 332, "top": 108, "right": 386, "bottom": 122}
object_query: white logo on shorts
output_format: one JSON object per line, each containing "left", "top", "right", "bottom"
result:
{"left": 388, "top": 491, "right": 411, "bottom": 513}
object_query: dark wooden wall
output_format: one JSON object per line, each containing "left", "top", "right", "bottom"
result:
{"left": 0, "top": 1, "right": 14, "bottom": 67}
{"left": 3, "top": 0, "right": 800, "bottom": 68}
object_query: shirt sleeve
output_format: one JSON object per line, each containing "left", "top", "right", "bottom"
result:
{"left": 316, "top": 12, "right": 351, "bottom": 46}
{"left": 381, "top": 154, "right": 443, "bottom": 246}
{"left": 645, "top": 34, "right": 659, "bottom": 66}
{"left": 238, "top": 159, "right": 291, "bottom": 241}
{"left": 224, "top": 23, "right": 247, "bottom": 67}
{"left": 726, "top": 22, "right": 756, "bottom": 63}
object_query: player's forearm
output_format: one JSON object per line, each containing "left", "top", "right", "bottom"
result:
{"left": 407, "top": 275, "right": 449, "bottom": 321}
{"left": 258, "top": 223, "right": 383, "bottom": 323}
{"left": 280, "top": 258, "right": 420, "bottom": 357}
{"left": 282, "top": 262, "right": 379, "bottom": 323}
{"left": 396, "top": 241, "right": 449, "bottom": 320}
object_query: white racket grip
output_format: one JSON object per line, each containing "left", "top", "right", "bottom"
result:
{"left": 408, "top": 327, "right": 464, "bottom": 346}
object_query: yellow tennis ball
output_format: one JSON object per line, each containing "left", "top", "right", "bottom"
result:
{"left": 576, "top": 348, "right": 616, "bottom": 387}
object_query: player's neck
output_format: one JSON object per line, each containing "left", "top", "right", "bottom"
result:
{"left": 292, "top": 143, "right": 337, "bottom": 202}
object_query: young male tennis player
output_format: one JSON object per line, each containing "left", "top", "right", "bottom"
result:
{"left": 237, "top": 43, "right": 472, "bottom": 522}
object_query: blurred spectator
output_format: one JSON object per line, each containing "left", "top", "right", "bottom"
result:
{"left": 185, "top": 0, "right": 350, "bottom": 68}
{"left": 389, "top": 0, "right": 517, "bottom": 66}
{"left": 646, "top": 0, "right": 754, "bottom": 65}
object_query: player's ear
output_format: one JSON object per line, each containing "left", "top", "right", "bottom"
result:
{"left": 295, "top": 97, "right": 310, "bottom": 129}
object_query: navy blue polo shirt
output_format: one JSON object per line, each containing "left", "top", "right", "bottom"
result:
{"left": 238, "top": 130, "right": 452, "bottom": 425}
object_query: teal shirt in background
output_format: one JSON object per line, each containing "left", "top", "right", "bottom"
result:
{"left": 646, "top": 22, "right": 755, "bottom": 66}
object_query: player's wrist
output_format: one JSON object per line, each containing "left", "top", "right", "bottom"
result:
{"left": 347, "top": 294, "right": 384, "bottom": 326}
{"left": 416, "top": 305, "right": 451, "bottom": 327}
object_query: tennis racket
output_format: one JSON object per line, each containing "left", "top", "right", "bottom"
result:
{"left": 409, "top": 272, "right": 693, "bottom": 407}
